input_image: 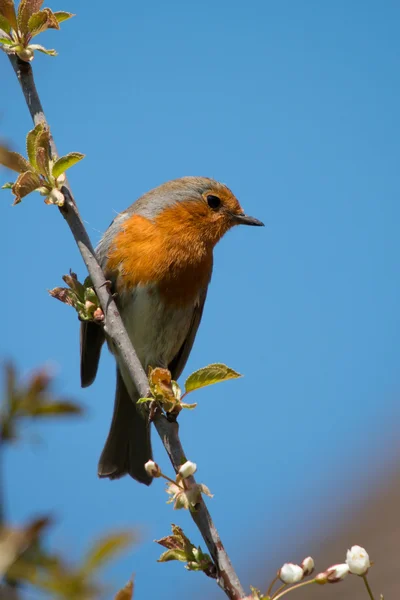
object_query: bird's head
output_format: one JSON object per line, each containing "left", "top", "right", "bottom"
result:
{"left": 135, "top": 176, "right": 264, "bottom": 247}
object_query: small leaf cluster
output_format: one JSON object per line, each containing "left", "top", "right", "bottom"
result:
{"left": 138, "top": 363, "right": 242, "bottom": 414}
{"left": 1, "top": 361, "right": 136, "bottom": 599}
{"left": 0, "top": 516, "right": 52, "bottom": 579}
{"left": 1, "top": 362, "right": 82, "bottom": 442}
{"left": 49, "top": 271, "right": 105, "bottom": 323}
{"left": 156, "top": 524, "right": 215, "bottom": 576}
{"left": 5, "top": 524, "right": 135, "bottom": 599}
{"left": 0, "top": 124, "right": 84, "bottom": 205}
{"left": 165, "top": 478, "right": 213, "bottom": 511}
{"left": 0, "top": 0, "right": 73, "bottom": 61}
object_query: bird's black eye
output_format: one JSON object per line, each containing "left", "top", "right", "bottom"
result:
{"left": 206, "top": 194, "right": 221, "bottom": 209}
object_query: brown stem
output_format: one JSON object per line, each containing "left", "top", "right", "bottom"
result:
{"left": 6, "top": 54, "right": 245, "bottom": 600}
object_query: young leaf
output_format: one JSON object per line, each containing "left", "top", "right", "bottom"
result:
{"left": 2, "top": 182, "right": 13, "bottom": 189}
{"left": 27, "top": 9, "right": 51, "bottom": 36}
{"left": 40, "top": 7, "right": 59, "bottom": 29}
{"left": 83, "top": 533, "right": 135, "bottom": 573}
{"left": 52, "top": 152, "right": 84, "bottom": 179}
{"left": 53, "top": 10, "right": 74, "bottom": 23}
{"left": 17, "top": 0, "right": 43, "bottom": 35}
{"left": 0, "top": 36, "right": 14, "bottom": 44}
{"left": 0, "top": 147, "right": 31, "bottom": 172}
{"left": 0, "top": 0, "right": 18, "bottom": 31}
{"left": 11, "top": 170, "right": 40, "bottom": 204}
{"left": 114, "top": 580, "right": 134, "bottom": 600}
{"left": 26, "top": 123, "right": 43, "bottom": 168}
{"left": 158, "top": 549, "right": 188, "bottom": 563}
{"left": 25, "top": 401, "right": 83, "bottom": 417}
{"left": 184, "top": 363, "right": 242, "bottom": 394}
{"left": 0, "top": 517, "right": 51, "bottom": 579}
{"left": 28, "top": 44, "right": 57, "bottom": 56}
{"left": 0, "top": 12, "right": 11, "bottom": 32}
{"left": 34, "top": 127, "right": 52, "bottom": 177}
{"left": 181, "top": 402, "right": 197, "bottom": 410}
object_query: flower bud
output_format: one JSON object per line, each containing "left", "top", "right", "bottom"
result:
{"left": 17, "top": 47, "right": 34, "bottom": 62}
{"left": 47, "top": 188, "right": 65, "bottom": 206}
{"left": 144, "top": 460, "right": 161, "bottom": 477}
{"left": 37, "top": 186, "right": 50, "bottom": 196}
{"left": 346, "top": 545, "right": 370, "bottom": 575}
{"left": 279, "top": 563, "right": 304, "bottom": 584}
{"left": 178, "top": 461, "right": 197, "bottom": 478}
{"left": 301, "top": 556, "right": 314, "bottom": 576}
{"left": 57, "top": 173, "right": 66, "bottom": 186}
{"left": 93, "top": 308, "right": 105, "bottom": 322}
{"left": 324, "top": 563, "right": 350, "bottom": 583}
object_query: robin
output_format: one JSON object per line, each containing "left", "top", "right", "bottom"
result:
{"left": 80, "top": 176, "right": 263, "bottom": 485}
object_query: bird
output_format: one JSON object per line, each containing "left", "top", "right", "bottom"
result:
{"left": 80, "top": 176, "right": 263, "bottom": 485}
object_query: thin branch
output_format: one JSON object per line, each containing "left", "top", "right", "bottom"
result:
{"left": 6, "top": 54, "right": 245, "bottom": 600}
{"left": 0, "top": 433, "right": 4, "bottom": 525}
{"left": 362, "top": 575, "right": 376, "bottom": 600}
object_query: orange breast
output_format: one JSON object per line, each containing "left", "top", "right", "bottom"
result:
{"left": 106, "top": 204, "right": 214, "bottom": 307}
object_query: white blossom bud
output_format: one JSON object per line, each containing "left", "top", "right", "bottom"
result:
{"left": 144, "top": 460, "right": 161, "bottom": 477}
{"left": 178, "top": 461, "right": 197, "bottom": 478}
{"left": 325, "top": 563, "right": 350, "bottom": 583}
{"left": 37, "top": 186, "right": 49, "bottom": 195}
{"left": 346, "top": 545, "right": 370, "bottom": 575}
{"left": 47, "top": 188, "right": 65, "bottom": 206}
{"left": 301, "top": 556, "right": 315, "bottom": 576}
{"left": 57, "top": 172, "right": 66, "bottom": 186}
{"left": 279, "top": 563, "right": 304, "bottom": 584}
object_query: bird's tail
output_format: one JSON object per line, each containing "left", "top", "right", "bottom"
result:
{"left": 98, "top": 368, "right": 153, "bottom": 485}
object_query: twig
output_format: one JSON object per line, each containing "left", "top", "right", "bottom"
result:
{"left": 6, "top": 54, "right": 245, "bottom": 600}
{"left": 0, "top": 435, "right": 4, "bottom": 525}
{"left": 362, "top": 575, "right": 376, "bottom": 600}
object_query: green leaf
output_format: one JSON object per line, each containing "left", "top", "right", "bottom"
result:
{"left": 27, "top": 7, "right": 58, "bottom": 36}
{"left": 25, "top": 401, "right": 83, "bottom": 417}
{"left": 34, "top": 127, "right": 51, "bottom": 177}
{"left": 184, "top": 363, "right": 242, "bottom": 394}
{"left": 0, "top": 12, "right": 11, "bottom": 32}
{"left": 2, "top": 181, "right": 13, "bottom": 189}
{"left": 28, "top": 43, "right": 57, "bottom": 56}
{"left": 17, "top": 0, "right": 43, "bottom": 35}
{"left": 83, "top": 533, "right": 135, "bottom": 573}
{"left": 0, "top": 0, "right": 17, "bottom": 31}
{"left": 157, "top": 549, "right": 188, "bottom": 563}
{"left": 27, "top": 9, "right": 51, "bottom": 36}
{"left": 181, "top": 402, "right": 197, "bottom": 410}
{"left": 0, "top": 148, "right": 31, "bottom": 172}
{"left": 0, "top": 35, "right": 13, "bottom": 43}
{"left": 52, "top": 152, "right": 84, "bottom": 179}
{"left": 11, "top": 170, "right": 40, "bottom": 204}
{"left": 26, "top": 123, "right": 43, "bottom": 169}
{"left": 53, "top": 10, "right": 74, "bottom": 24}
{"left": 136, "top": 397, "right": 151, "bottom": 404}
{"left": 41, "top": 7, "right": 59, "bottom": 29}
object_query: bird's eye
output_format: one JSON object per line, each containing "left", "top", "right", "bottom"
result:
{"left": 206, "top": 194, "right": 221, "bottom": 209}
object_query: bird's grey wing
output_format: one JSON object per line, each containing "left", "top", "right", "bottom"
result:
{"left": 169, "top": 286, "right": 208, "bottom": 381}
{"left": 80, "top": 213, "right": 129, "bottom": 389}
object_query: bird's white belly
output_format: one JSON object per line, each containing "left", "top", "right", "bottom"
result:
{"left": 119, "top": 284, "right": 194, "bottom": 370}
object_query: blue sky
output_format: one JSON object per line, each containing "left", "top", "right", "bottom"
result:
{"left": 1, "top": 0, "right": 400, "bottom": 598}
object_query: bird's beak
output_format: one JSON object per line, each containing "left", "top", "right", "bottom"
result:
{"left": 232, "top": 213, "right": 264, "bottom": 227}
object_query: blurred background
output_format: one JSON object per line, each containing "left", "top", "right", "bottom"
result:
{"left": 1, "top": 0, "right": 400, "bottom": 598}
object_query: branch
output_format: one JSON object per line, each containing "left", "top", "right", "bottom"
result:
{"left": 6, "top": 55, "right": 246, "bottom": 600}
